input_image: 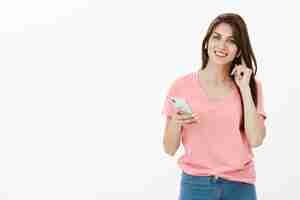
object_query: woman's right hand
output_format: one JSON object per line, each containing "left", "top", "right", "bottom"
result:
{"left": 170, "top": 110, "right": 199, "bottom": 126}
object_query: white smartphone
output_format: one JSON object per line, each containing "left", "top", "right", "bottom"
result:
{"left": 168, "top": 96, "right": 193, "bottom": 114}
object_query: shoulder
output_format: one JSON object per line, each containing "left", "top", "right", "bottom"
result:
{"left": 254, "top": 78, "right": 262, "bottom": 85}
{"left": 254, "top": 78, "right": 266, "bottom": 97}
{"left": 254, "top": 78, "right": 264, "bottom": 89}
{"left": 170, "top": 71, "right": 195, "bottom": 88}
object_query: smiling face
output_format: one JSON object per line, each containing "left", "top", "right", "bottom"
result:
{"left": 207, "top": 23, "right": 239, "bottom": 65}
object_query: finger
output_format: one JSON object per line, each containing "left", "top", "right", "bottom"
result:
{"left": 230, "top": 67, "right": 237, "bottom": 76}
{"left": 176, "top": 111, "right": 184, "bottom": 115}
{"left": 235, "top": 67, "right": 242, "bottom": 79}
{"left": 247, "top": 68, "right": 252, "bottom": 75}
{"left": 241, "top": 57, "right": 246, "bottom": 66}
{"left": 183, "top": 118, "right": 198, "bottom": 124}
{"left": 177, "top": 110, "right": 190, "bottom": 116}
{"left": 234, "top": 66, "right": 239, "bottom": 76}
{"left": 240, "top": 66, "right": 251, "bottom": 77}
{"left": 180, "top": 111, "right": 193, "bottom": 116}
{"left": 233, "top": 65, "right": 243, "bottom": 75}
{"left": 239, "top": 67, "right": 245, "bottom": 77}
{"left": 167, "top": 97, "right": 174, "bottom": 104}
{"left": 181, "top": 111, "right": 197, "bottom": 117}
{"left": 239, "top": 68, "right": 244, "bottom": 79}
{"left": 178, "top": 113, "right": 197, "bottom": 122}
{"left": 243, "top": 69, "right": 252, "bottom": 80}
{"left": 179, "top": 114, "right": 194, "bottom": 121}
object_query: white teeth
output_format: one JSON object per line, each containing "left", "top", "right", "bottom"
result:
{"left": 215, "top": 51, "right": 227, "bottom": 57}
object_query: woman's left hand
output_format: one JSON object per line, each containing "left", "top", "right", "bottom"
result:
{"left": 230, "top": 58, "right": 252, "bottom": 90}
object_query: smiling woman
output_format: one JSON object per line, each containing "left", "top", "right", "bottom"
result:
{"left": 209, "top": 26, "right": 239, "bottom": 62}
{"left": 162, "top": 13, "right": 267, "bottom": 200}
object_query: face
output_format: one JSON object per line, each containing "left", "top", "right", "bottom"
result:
{"left": 207, "top": 23, "right": 239, "bottom": 65}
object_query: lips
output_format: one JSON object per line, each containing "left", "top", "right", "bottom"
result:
{"left": 214, "top": 50, "right": 228, "bottom": 57}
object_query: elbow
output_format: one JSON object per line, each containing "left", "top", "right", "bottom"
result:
{"left": 165, "top": 150, "right": 176, "bottom": 156}
{"left": 163, "top": 143, "right": 178, "bottom": 156}
{"left": 250, "top": 140, "right": 263, "bottom": 148}
{"left": 163, "top": 146, "right": 177, "bottom": 156}
{"left": 250, "top": 131, "right": 266, "bottom": 148}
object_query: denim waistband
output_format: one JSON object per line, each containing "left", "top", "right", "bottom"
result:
{"left": 179, "top": 171, "right": 257, "bottom": 200}
{"left": 181, "top": 171, "right": 233, "bottom": 184}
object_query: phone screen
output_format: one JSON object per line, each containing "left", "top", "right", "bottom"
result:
{"left": 168, "top": 97, "right": 192, "bottom": 114}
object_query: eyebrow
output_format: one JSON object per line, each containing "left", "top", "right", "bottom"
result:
{"left": 213, "top": 32, "right": 234, "bottom": 39}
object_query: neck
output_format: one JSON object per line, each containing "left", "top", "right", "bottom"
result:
{"left": 200, "top": 60, "right": 232, "bottom": 85}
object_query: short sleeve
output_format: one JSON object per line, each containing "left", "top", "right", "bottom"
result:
{"left": 256, "top": 80, "right": 267, "bottom": 120}
{"left": 161, "top": 80, "right": 178, "bottom": 120}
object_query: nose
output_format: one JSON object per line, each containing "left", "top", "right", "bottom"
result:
{"left": 217, "top": 40, "right": 226, "bottom": 49}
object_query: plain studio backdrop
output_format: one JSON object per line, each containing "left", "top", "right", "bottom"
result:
{"left": 0, "top": 0, "right": 298, "bottom": 200}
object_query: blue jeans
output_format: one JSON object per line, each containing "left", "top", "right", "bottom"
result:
{"left": 179, "top": 171, "right": 257, "bottom": 200}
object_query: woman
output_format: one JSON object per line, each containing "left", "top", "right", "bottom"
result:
{"left": 162, "top": 13, "right": 267, "bottom": 200}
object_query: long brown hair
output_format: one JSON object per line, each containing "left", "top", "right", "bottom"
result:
{"left": 201, "top": 13, "right": 259, "bottom": 130}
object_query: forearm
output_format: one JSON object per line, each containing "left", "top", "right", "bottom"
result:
{"left": 163, "top": 119, "right": 182, "bottom": 156}
{"left": 240, "top": 86, "right": 266, "bottom": 147}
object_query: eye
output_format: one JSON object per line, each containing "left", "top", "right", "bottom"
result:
{"left": 212, "top": 35, "right": 220, "bottom": 39}
{"left": 228, "top": 39, "right": 236, "bottom": 44}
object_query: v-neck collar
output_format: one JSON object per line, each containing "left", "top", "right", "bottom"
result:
{"left": 194, "top": 70, "right": 237, "bottom": 104}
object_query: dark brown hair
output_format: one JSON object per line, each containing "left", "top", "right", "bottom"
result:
{"left": 201, "top": 13, "right": 259, "bottom": 130}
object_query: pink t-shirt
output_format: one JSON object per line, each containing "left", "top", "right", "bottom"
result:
{"left": 161, "top": 70, "right": 267, "bottom": 184}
